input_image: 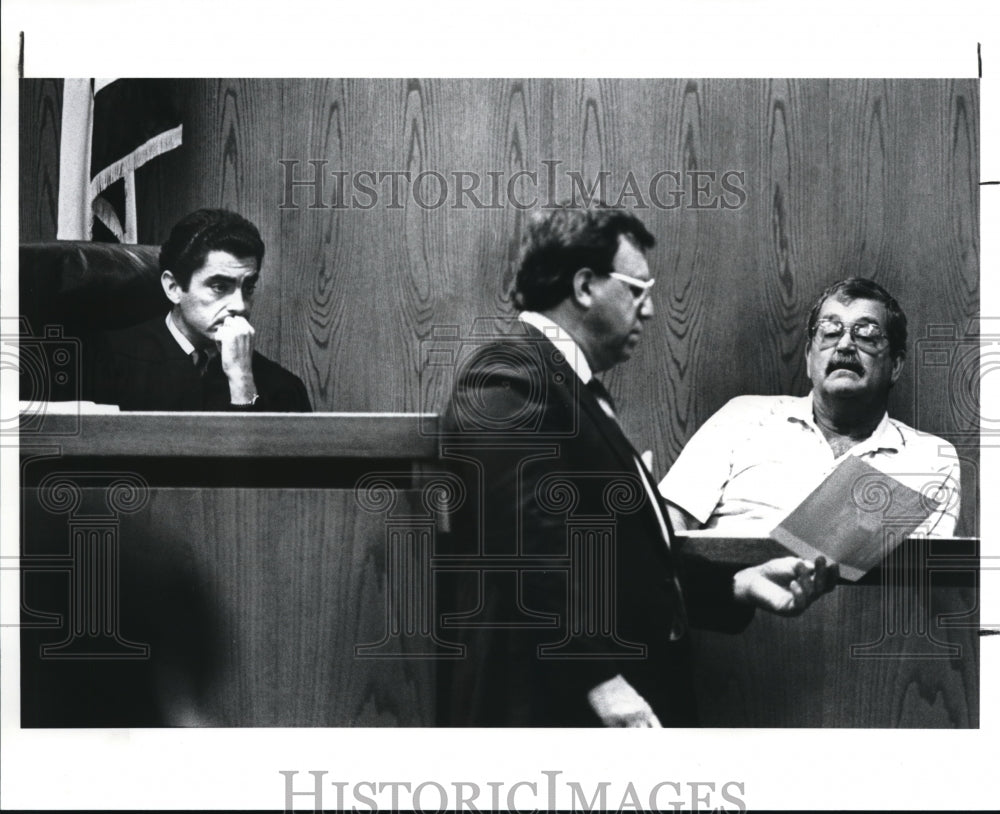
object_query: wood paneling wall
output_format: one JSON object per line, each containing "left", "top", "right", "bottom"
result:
{"left": 19, "top": 77, "right": 978, "bottom": 531}
{"left": 18, "top": 79, "right": 980, "bottom": 727}
{"left": 693, "top": 584, "right": 979, "bottom": 727}
{"left": 19, "top": 78, "right": 63, "bottom": 244}
{"left": 21, "top": 484, "right": 435, "bottom": 727}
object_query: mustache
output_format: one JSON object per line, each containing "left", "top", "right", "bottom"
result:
{"left": 826, "top": 353, "right": 864, "bottom": 376}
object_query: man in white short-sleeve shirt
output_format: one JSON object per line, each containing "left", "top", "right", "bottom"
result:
{"left": 658, "top": 278, "right": 961, "bottom": 537}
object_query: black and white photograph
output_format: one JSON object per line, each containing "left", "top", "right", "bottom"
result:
{"left": 1, "top": 1, "right": 996, "bottom": 811}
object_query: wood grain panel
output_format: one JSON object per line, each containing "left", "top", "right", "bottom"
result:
{"left": 23, "top": 413, "right": 438, "bottom": 459}
{"left": 331, "top": 78, "right": 422, "bottom": 411}
{"left": 623, "top": 79, "right": 783, "bottom": 466}
{"left": 549, "top": 78, "right": 612, "bottom": 204}
{"left": 693, "top": 583, "right": 978, "bottom": 727}
{"left": 830, "top": 80, "right": 896, "bottom": 283}
{"left": 919, "top": 76, "right": 980, "bottom": 418}
{"left": 217, "top": 81, "right": 284, "bottom": 359}
{"left": 616, "top": 78, "right": 703, "bottom": 465}
{"left": 20, "top": 79, "right": 980, "bottom": 435}
{"left": 687, "top": 79, "right": 762, "bottom": 412}
{"left": 477, "top": 78, "right": 545, "bottom": 313}
{"left": 18, "top": 78, "right": 981, "bottom": 724}
{"left": 550, "top": 79, "right": 675, "bottom": 450}
{"left": 391, "top": 77, "right": 486, "bottom": 413}
{"left": 19, "top": 78, "right": 62, "bottom": 243}
{"left": 827, "top": 80, "right": 978, "bottom": 534}
{"left": 135, "top": 488, "right": 435, "bottom": 726}
{"left": 392, "top": 77, "right": 442, "bottom": 411}
{"left": 418, "top": 78, "right": 545, "bottom": 414}
{"left": 22, "top": 478, "right": 978, "bottom": 728}
{"left": 277, "top": 78, "right": 355, "bottom": 410}
{"left": 894, "top": 80, "right": 979, "bottom": 535}
{"left": 749, "top": 80, "right": 828, "bottom": 399}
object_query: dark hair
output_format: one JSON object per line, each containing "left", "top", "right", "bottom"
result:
{"left": 806, "top": 277, "right": 908, "bottom": 359}
{"left": 159, "top": 209, "right": 265, "bottom": 289}
{"left": 512, "top": 203, "right": 655, "bottom": 312}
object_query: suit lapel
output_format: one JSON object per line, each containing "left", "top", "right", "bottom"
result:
{"left": 523, "top": 323, "right": 670, "bottom": 520}
{"left": 521, "top": 322, "right": 686, "bottom": 629}
{"left": 150, "top": 315, "right": 193, "bottom": 361}
{"left": 540, "top": 342, "right": 645, "bottom": 474}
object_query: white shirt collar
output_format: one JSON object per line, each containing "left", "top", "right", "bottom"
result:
{"left": 789, "top": 391, "right": 903, "bottom": 453}
{"left": 165, "top": 311, "right": 196, "bottom": 356}
{"left": 786, "top": 393, "right": 816, "bottom": 424}
{"left": 518, "top": 311, "right": 595, "bottom": 384}
{"left": 853, "top": 410, "right": 903, "bottom": 454}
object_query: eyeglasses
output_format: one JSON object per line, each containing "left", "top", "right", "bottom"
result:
{"left": 812, "top": 318, "right": 888, "bottom": 352}
{"left": 608, "top": 272, "right": 655, "bottom": 302}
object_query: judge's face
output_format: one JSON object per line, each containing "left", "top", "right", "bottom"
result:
{"left": 585, "top": 235, "right": 655, "bottom": 373}
{"left": 161, "top": 250, "right": 259, "bottom": 348}
{"left": 806, "top": 295, "right": 903, "bottom": 404}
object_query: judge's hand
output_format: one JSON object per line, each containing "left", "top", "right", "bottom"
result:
{"left": 733, "top": 556, "right": 838, "bottom": 616}
{"left": 587, "top": 674, "right": 662, "bottom": 727}
{"left": 215, "top": 315, "right": 258, "bottom": 403}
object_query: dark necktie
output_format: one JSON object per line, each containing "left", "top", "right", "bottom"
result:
{"left": 191, "top": 348, "right": 212, "bottom": 377}
{"left": 586, "top": 377, "right": 617, "bottom": 417}
{"left": 587, "top": 376, "right": 688, "bottom": 638}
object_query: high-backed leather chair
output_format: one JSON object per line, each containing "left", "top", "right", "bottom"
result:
{"left": 20, "top": 242, "right": 165, "bottom": 332}
{"left": 18, "top": 242, "right": 166, "bottom": 402}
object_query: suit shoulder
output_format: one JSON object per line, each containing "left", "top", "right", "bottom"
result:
{"left": 250, "top": 352, "right": 312, "bottom": 411}
{"left": 251, "top": 351, "right": 306, "bottom": 385}
{"left": 460, "top": 336, "right": 555, "bottom": 377}
{"left": 454, "top": 339, "right": 561, "bottom": 403}
{"left": 101, "top": 317, "right": 176, "bottom": 361}
{"left": 445, "top": 338, "right": 572, "bottom": 435}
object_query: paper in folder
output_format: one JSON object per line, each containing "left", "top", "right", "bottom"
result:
{"left": 769, "top": 455, "right": 939, "bottom": 581}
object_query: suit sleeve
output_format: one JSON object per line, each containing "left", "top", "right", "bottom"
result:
{"left": 442, "top": 357, "right": 626, "bottom": 702}
{"left": 81, "top": 330, "right": 120, "bottom": 407}
{"left": 679, "top": 553, "right": 755, "bottom": 634}
{"left": 237, "top": 359, "right": 313, "bottom": 412}
{"left": 244, "top": 376, "right": 312, "bottom": 412}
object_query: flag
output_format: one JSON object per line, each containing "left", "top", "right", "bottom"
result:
{"left": 57, "top": 79, "right": 182, "bottom": 243}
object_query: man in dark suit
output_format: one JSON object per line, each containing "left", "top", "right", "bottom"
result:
{"left": 88, "top": 209, "right": 311, "bottom": 411}
{"left": 437, "top": 204, "right": 835, "bottom": 726}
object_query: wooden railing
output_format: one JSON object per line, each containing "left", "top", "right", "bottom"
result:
{"left": 18, "top": 412, "right": 979, "bottom": 728}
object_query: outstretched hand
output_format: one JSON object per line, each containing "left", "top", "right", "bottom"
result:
{"left": 733, "top": 556, "right": 838, "bottom": 616}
